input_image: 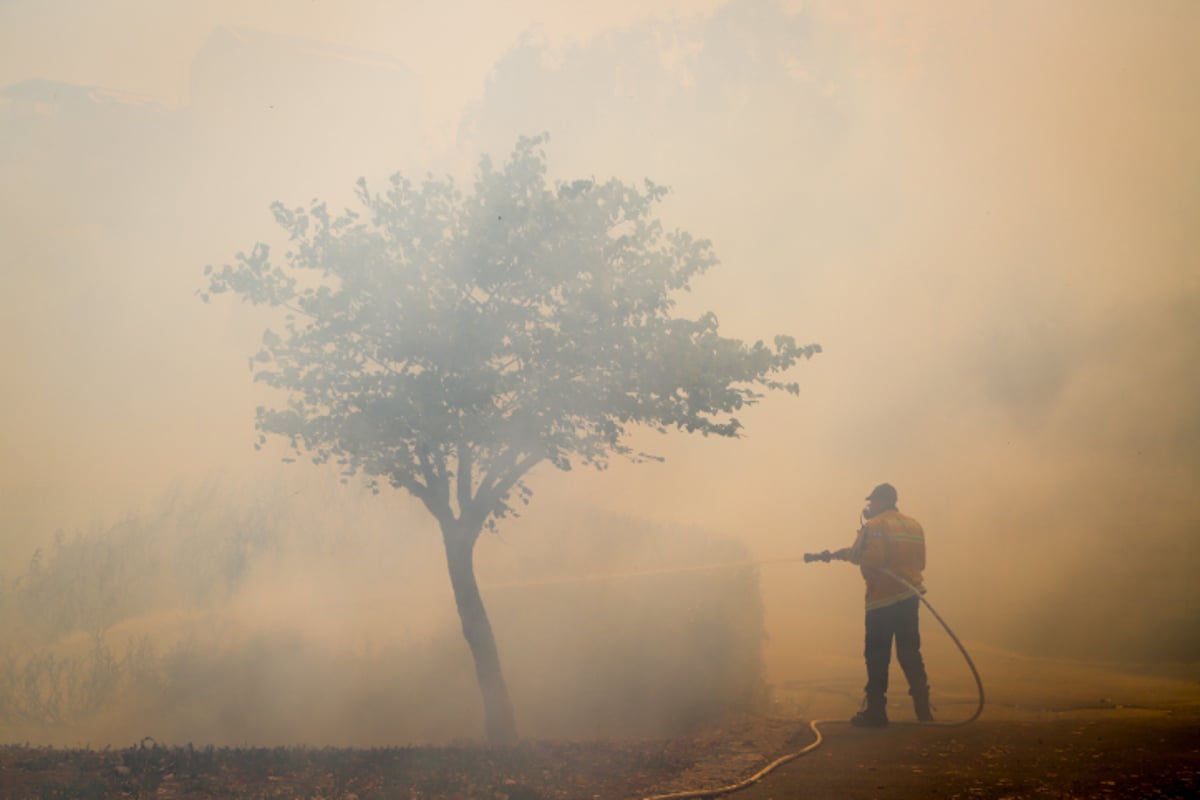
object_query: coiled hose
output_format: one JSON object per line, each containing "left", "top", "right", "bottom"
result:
{"left": 640, "top": 570, "right": 984, "bottom": 800}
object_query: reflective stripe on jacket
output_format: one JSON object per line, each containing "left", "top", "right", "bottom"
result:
{"left": 849, "top": 509, "right": 925, "bottom": 611}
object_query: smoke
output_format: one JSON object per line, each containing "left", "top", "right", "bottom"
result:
{"left": 0, "top": 479, "right": 768, "bottom": 744}
{"left": 1, "top": 0, "right": 1197, "bottom": 745}
{"left": 455, "top": 0, "right": 1200, "bottom": 664}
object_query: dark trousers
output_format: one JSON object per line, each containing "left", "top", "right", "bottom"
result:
{"left": 864, "top": 595, "right": 928, "bottom": 699}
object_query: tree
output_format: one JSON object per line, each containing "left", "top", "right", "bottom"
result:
{"left": 203, "top": 136, "right": 819, "bottom": 744}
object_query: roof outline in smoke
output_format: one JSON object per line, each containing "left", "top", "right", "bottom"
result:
{"left": 0, "top": 77, "right": 162, "bottom": 112}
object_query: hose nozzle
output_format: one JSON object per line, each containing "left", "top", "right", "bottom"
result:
{"left": 804, "top": 550, "right": 834, "bottom": 563}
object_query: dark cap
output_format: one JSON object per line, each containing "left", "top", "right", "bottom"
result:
{"left": 866, "top": 483, "right": 898, "bottom": 507}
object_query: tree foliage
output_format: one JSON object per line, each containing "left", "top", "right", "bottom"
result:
{"left": 204, "top": 136, "right": 818, "bottom": 531}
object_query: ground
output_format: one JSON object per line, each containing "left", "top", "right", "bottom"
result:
{"left": 1, "top": 709, "right": 1196, "bottom": 799}
{"left": 2, "top": 651, "right": 1197, "bottom": 799}
{"left": 711, "top": 710, "right": 1200, "bottom": 800}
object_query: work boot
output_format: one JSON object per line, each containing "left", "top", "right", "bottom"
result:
{"left": 850, "top": 696, "right": 888, "bottom": 728}
{"left": 912, "top": 688, "right": 934, "bottom": 723}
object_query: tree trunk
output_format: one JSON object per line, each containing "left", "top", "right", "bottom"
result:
{"left": 441, "top": 523, "right": 518, "bottom": 745}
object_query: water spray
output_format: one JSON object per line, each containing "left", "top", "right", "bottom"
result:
{"left": 484, "top": 555, "right": 808, "bottom": 590}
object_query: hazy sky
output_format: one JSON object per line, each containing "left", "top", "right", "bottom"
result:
{"left": 0, "top": 0, "right": 729, "bottom": 128}
{"left": 1, "top": 0, "right": 1198, "bottom": 738}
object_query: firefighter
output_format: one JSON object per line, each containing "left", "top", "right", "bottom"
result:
{"left": 831, "top": 483, "right": 933, "bottom": 727}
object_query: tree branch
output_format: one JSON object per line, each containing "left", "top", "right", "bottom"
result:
{"left": 467, "top": 449, "right": 544, "bottom": 532}
{"left": 417, "top": 443, "right": 450, "bottom": 514}
{"left": 456, "top": 439, "right": 474, "bottom": 519}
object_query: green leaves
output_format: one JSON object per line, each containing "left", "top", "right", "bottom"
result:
{"left": 204, "top": 137, "right": 819, "bottom": 532}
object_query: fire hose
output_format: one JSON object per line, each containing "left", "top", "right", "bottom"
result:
{"left": 640, "top": 552, "right": 985, "bottom": 800}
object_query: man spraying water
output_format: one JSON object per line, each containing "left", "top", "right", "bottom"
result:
{"left": 809, "top": 483, "right": 934, "bottom": 727}
{"left": 645, "top": 487, "right": 985, "bottom": 799}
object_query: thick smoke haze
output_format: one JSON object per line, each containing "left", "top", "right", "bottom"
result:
{"left": 2, "top": 0, "right": 1197, "bottom": 745}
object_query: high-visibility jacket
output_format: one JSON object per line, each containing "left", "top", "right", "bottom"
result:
{"left": 849, "top": 509, "right": 926, "bottom": 611}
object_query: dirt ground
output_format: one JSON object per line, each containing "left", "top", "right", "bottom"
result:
{"left": 648, "top": 645, "right": 1200, "bottom": 800}
{"left": 649, "top": 709, "right": 1200, "bottom": 800}
{"left": 2, "top": 709, "right": 1195, "bottom": 800}
{"left": 766, "top": 713, "right": 1195, "bottom": 799}
{"left": 2, "top": 649, "right": 1197, "bottom": 799}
